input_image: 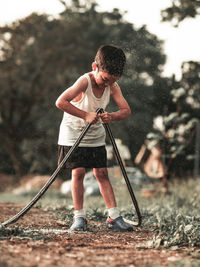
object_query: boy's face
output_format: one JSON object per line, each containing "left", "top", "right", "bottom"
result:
{"left": 92, "top": 62, "right": 120, "bottom": 88}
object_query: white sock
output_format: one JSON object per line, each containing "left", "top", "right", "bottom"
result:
{"left": 74, "top": 209, "right": 86, "bottom": 219}
{"left": 108, "top": 207, "right": 120, "bottom": 220}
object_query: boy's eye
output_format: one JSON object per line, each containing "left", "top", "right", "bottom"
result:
{"left": 102, "top": 77, "right": 108, "bottom": 82}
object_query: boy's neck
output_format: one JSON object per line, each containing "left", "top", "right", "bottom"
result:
{"left": 89, "top": 72, "right": 106, "bottom": 98}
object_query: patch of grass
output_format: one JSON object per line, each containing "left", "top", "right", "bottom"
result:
{"left": 137, "top": 178, "right": 200, "bottom": 248}
{"left": 0, "top": 224, "right": 51, "bottom": 240}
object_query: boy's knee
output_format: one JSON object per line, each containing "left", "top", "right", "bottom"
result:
{"left": 94, "top": 168, "right": 109, "bottom": 182}
{"left": 72, "top": 168, "right": 85, "bottom": 180}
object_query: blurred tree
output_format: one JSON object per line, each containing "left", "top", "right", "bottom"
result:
{"left": 153, "top": 0, "right": 200, "bottom": 178}
{"left": 0, "top": 0, "right": 170, "bottom": 176}
{"left": 166, "top": 61, "right": 200, "bottom": 176}
{"left": 147, "top": 61, "right": 200, "bottom": 178}
{"left": 161, "top": 0, "right": 200, "bottom": 26}
{"left": 0, "top": 14, "right": 66, "bottom": 176}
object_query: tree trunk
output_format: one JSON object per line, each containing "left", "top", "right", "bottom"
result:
{"left": 8, "top": 140, "right": 24, "bottom": 177}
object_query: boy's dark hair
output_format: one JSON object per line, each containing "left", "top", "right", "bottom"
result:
{"left": 95, "top": 45, "right": 126, "bottom": 76}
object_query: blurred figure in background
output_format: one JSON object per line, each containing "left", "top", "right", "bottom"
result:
{"left": 135, "top": 139, "right": 168, "bottom": 192}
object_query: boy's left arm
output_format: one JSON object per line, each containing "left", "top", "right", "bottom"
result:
{"left": 100, "top": 83, "right": 131, "bottom": 123}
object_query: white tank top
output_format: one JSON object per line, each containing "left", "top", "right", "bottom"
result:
{"left": 58, "top": 73, "right": 110, "bottom": 147}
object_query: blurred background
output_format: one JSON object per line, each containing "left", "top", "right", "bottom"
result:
{"left": 0, "top": 0, "right": 199, "bottom": 188}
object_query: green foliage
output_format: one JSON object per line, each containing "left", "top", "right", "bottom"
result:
{"left": 161, "top": 0, "right": 200, "bottom": 26}
{"left": 141, "top": 179, "right": 200, "bottom": 249}
{"left": 0, "top": 13, "right": 63, "bottom": 176}
{"left": 0, "top": 0, "right": 169, "bottom": 175}
{"left": 146, "top": 61, "right": 200, "bottom": 177}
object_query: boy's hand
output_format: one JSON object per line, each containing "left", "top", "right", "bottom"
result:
{"left": 98, "top": 112, "right": 112, "bottom": 124}
{"left": 85, "top": 112, "right": 99, "bottom": 124}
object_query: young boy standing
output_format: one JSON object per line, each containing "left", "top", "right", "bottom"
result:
{"left": 56, "top": 45, "right": 133, "bottom": 231}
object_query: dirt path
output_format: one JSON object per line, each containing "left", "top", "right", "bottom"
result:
{"left": 0, "top": 203, "right": 196, "bottom": 267}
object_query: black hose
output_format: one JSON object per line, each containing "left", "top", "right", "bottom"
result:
{"left": 98, "top": 108, "right": 142, "bottom": 226}
{"left": 1, "top": 121, "right": 93, "bottom": 227}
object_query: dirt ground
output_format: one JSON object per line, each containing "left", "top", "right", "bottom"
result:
{"left": 0, "top": 203, "right": 198, "bottom": 267}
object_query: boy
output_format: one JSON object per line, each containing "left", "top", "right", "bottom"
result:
{"left": 56, "top": 45, "right": 133, "bottom": 231}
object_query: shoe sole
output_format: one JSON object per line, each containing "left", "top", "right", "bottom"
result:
{"left": 106, "top": 223, "right": 133, "bottom": 232}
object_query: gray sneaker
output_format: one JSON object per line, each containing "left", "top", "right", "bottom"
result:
{"left": 106, "top": 216, "right": 133, "bottom": 231}
{"left": 70, "top": 217, "right": 87, "bottom": 231}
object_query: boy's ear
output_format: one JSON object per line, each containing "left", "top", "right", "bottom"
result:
{"left": 92, "top": 62, "right": 98, "bottom": 71}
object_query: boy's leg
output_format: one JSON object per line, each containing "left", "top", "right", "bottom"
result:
{"left": 93, "top": 167, "right": 116, "bottom": 208}
{"left": 93, "top": 167, "right": 133, "bottom": 231}
{"left": 71, "top": 167, "right": 85, "bottom": 210}
{"left": 70, "top": 167, "right": 87, "bottom": 231}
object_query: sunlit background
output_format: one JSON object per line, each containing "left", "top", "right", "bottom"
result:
{"left": 1, "top": 0, "right": 200, "bottom": 79}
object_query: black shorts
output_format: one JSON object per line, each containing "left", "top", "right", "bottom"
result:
{"left": 58, "top": 145, "right": 107, "bottom": 169}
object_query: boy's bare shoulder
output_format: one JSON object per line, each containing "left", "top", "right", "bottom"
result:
{"left": 73, "top": 74, "right": 89, "bottom": 92}
{"left": 110, "top": 82, "right": 120, "bottom": 95}
{"left": 76, "top": 74, "right": 89, "bottom": 85}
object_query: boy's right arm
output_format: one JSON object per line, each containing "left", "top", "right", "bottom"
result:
{"left": 55, "top": 76, "right": 98, "bottom": 124}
